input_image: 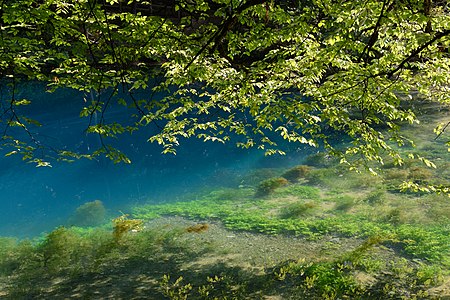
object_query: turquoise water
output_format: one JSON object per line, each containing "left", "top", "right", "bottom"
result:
{"left": 0, "top": 83, "right": 309, "bottom": 237}
{"left": 1, "top": 84, "right": 449, "bottom": 299}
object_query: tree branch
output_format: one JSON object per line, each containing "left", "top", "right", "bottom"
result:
{"left": 385, "top": 29, "right": 450, "bottom": 78}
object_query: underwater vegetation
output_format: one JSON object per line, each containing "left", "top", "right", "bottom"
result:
{"left": 271, "top": 234, "right": 445, "bottom": 299}
{"left": 364, "top": 189, "right": 386, "bottom": 205}
{"left": 303, "top": 152, "right": 339, "bottom": 168}
{"left": 239, "top": 168, "right": 283, "bottom": 186}
{"left": 0, "top": 222, "right": 196, "bottom": 299}
{"left": 279, "top": 201, "right": 318, "bottom": 218}
{"left": 255, "top": 177, "right": 289, "bottom": 197}
{"left": 333, "top": 195, "right": 357, "bottom": 211}
{"left": 0, "top": 175, "right": 449, "bottom": 299}
{"left": 112, "top": 214, "right": 144, "bottom": 242}
{"left": 281, "top": 165, "right": 312, "bottom": 183}
{"left": 1, "top": 217, "right": 446, "bottom": 299}
{"left": 185, "top": 223, "right": 209, "bottom": 233}
{"left": 0, "top": 112, "right": 449, "bottom": 299}
{"left": 67, "top": 200, "right": 107, "bottom": 227}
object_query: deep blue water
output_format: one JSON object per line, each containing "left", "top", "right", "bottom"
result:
{"left": 0, "top": 83, "right": 311, "bottom": 237}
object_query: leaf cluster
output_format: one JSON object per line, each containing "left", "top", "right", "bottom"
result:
{"left": 1, "top": 0, "right": 450, "bottom": 174}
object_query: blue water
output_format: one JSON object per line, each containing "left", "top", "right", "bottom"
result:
{"left": 0, "top": 83, "right": 311, "bottom": 237}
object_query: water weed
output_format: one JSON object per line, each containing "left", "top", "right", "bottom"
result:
{"left": 255, "top": 177, "right": 289, "bottom": 197}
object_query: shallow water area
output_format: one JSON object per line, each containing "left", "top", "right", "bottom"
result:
{"left": 0, "top": 84, "right": 449, "bottom": 299}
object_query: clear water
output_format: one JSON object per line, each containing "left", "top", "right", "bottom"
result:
{"left": 0, "top": 82, "right": 310, "bottom": 237}
{"left": 2, "top": 83, "right": 449, "bottom": 299}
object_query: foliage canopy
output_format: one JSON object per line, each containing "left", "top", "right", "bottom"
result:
{"left": 0, "top": 1, "right": 449, "bottom": 176}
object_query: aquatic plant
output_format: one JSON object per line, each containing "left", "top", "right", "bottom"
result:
{"left": 281, "top": 165, "right": 312, "bottom": 183}
{"left": 415, "top": 264, "right": 444, "bottom": 287}
{"left": 159, "top": 275, "right": 192, "bottom": 300}
{"left": 364, "top": 190, "right": 386, "bottom": 205}
{"left": 0, "top": 237, "right": 20, "bottom": 274}
{"left": 303, "top": 168, "right": 331, "bottom": 186}
{"left": 270, "top": 233, "right": 446, "bottom": 299}
{"left": 185, "top": 223, "right": 209, "bottom": 233}
{"left": 280, "top": 201, "right": 318, "bottom": 219}
{"left": 383, "top": 165, "right": 436, "bottom": 193}
{"left": 255, "top": 177, "right": 289, "bottom": 197}
{"left": 158, "top": 273, "right": 251, "bottom": 299}
{"left": 427, "top": 194, "right": 450, "bottom": 221}
{"left": 205, "top": 188, "right": 254, "bottom": 201}
{"left": 0, "top": 241, "right": 43, "bottom": 297}
{"left": 1, "top": 226, "right": 107, "bottom": 298}
{"left": 197, "top": 275, "right": 235, "bottom": 298}
{"left": 240, "top": 168, "right": 283, "bottom": 186}
{"left": 364, "top": 258, "right": 436, "bottom": 298}
{"left": 383, "top": 168, "right": 409, "bottom": 181}
{"left": 112, "top": 214, "right": 144, "bottom": 242}
{"left": 273, "top": 258, "right": 362, "bottom": 299}
{"left": 304, "top": 152, "right": 338, "bottom": 168}
{"left": 1, "top": 123, "right": 449, "bottom": 299}
{"left": 0, "top": 223, "right": 206, "bottom": 298}
{"left": 384, "top": 208, "right": 406, "bottom": 225}
{"left": 334, "top": 195, "right": 357, "bottom": 212}
{"left": 273, "top": 184, "right": 321, "bottom": 199}
{"left": 130, "top": 187, "right": 450, "bottom": 263}
{"left": 340, "top": 235, "right": 389, "bottom": 264}
{"left": 1, "top": 192, "right": 449, "bottom": 299}
{"left": 68, "top": 200, "right": 107, "bottom": 227}
{"left": 396, "top": 225, "right": 450, "bottom": 263}
{"left": 39, "top": 226, "right": 83, "bottom": 274}
{"left": 408, "top": 166, "right": 433, "bottom": 183}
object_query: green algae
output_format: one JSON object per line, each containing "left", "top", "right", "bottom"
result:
{"left": 131, "top": 181, "right": 450, "bottom": 266}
